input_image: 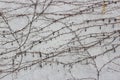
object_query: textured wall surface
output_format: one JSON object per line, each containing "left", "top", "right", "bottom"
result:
{"left": 0, "top": 0, "right": 120, "bottom": 80}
